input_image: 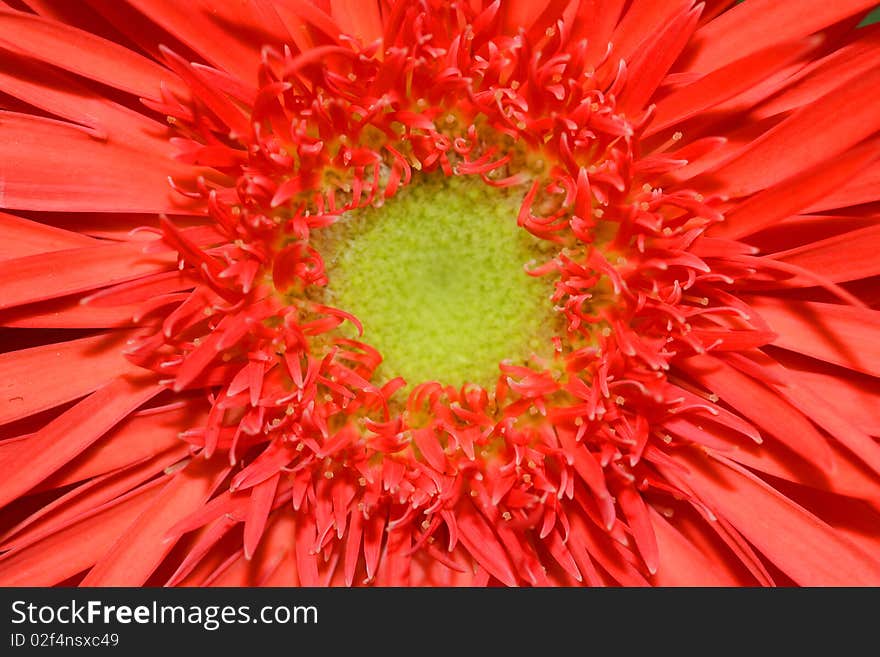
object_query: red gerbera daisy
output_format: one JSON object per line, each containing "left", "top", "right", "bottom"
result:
{"left": 1, "top": 0, "right": 879, "bottom": 587}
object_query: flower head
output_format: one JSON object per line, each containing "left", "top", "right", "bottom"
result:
{"left": 1, "top": 0, "right": 879, "bottom": 586}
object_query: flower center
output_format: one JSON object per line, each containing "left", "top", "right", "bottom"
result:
{"left": 317, "top": 174, "right": 557, "bottom": 389}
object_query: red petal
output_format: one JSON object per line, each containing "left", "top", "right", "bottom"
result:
{"left": 362, "top": 511, "right": 386, "bottom": 582}
{"left": 771, "top": 224, "right": 880, "bottom": 285}
{"left": 502, "top": 0, "right": 569, "bottom": 35}
{"left": 649, "top": 507, "right": 739, "bottom": 586}
{"left": 158, "top": 46, "right": 251, "bottom": 137}
{"left": 667, "top": 117, "right": 772, "bottom": 184}
{"left": 755, "top": 27, "right": 880, "bottom": 119}
{"left": 40, "top": 402, "right": 207, "bottom": 489}
{"left": 0, "top": 7, "right": 184, "bottom": 100}
{"left": 124, "top": 0, "right": 266, "bottom": 82}
{"left": 711, "top": 140, "right": 880, "bottom": 239}
{"left": 0, "top": 447, "right": 188, "bottom": 551}
{"left": 376, "top": 526, "right": 412, "bottom": 586}
{"left": 787, "top": 364, "right": 880, "bottom": 437}
{"left": 330, "top": 0, "right": 382, "bottom": 44}
{"left": 273, "top": 0, "right": 342, "bottom": 50}
{"left": 563, "top": 524, "right": 604, "bottom": 586}
{"left": 243, "top": 473, "right": 280, "bottom": 560}
{"left": 681, "top": 354, "right": 833, "bottom": 470}
{"left": 544, "top": 529, "right": 582, "bottom": 583}
{"left": 0, "top": 332, "right": 138, "bottom": 426}
{"left": 616, "top": 485, "right": 660, "bottom": 574}
{"left": 706, "top": 66, "right": 880, "bottom": 198}
{"left": 208, "top": 512, "right": 297, "bottom": 586}
{"left": 0, "top": 111, "right": 200, "bottom": 213}
{"left": 645, "top": 41, "right": 815, "bottom": 136}
{"left": 647, "top": 39, "right": 815, "bottom": 137}
{"left": 294, "top": 515, "right": 320, "bottom": 586}
{"left": 456, "top": 500, "right": 518, "bottom": 587}
{"left": 570, "top": 0, "right": 625, "bottom": 63}
{"left": 557, "top": 427, "right": 615, "bottom": 528}
{"left": 412, "top": 427, "right": 447, "bottom": 473}
{"left": 0, "top": 50, "right": 173, "bottom": 147}
{"left": 0, "top": 480, "right": 163, "bottom": 586}
{"left": 746, "top": 296, "right": 880, "bottom": 376}
{"left": 0, "top": 295, "right": 143, "bottom": 329}
{"left": 0, "top": 241, "right": 175, "bottom": 311}
{"left": 763, "top": 363, "right": 880, "bottom": 478}
{"left": 343, "top": 510, "right": 363, "bottom": 586}
{"left": 681, "top": 450, "right": 880, "bottom": 585}
{"left": 165, "top": 516, "right": 237, "bottom": 586}
{"left": 81, "top": 456, "right": 228, "bottom": 586}
{"left": 0, "top": 210, "right": 95, "bottom": 259}
{"left": 682, "top": 0, "right": 878, "bottom": 74}
{"left": 665, "top": 382, "right": 763, "bottom": 443}
{"left": 567, "top": 509, "right": 650, "bottom": 586}
{"left": 616, "top": 4, "right": 701, "bottom": 114}
{"left": 713, "top": 424, "right": 879, "bottom": 501}
{"left": 0, "top": 374, "right": 162, "bottom": 507}
{"left": 608, "top": 0, "right": 694, "bottom": 66}
{"left": 805, "top": 159, "right": 880, "bottom": 212}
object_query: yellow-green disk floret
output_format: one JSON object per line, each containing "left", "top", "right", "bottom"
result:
{"left": 320, "top": 174, "right": 556, "bottom": 389}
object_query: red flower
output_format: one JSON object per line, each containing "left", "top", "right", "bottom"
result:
{"left": 1, "top": 0, "right": 879, "bottom": 587}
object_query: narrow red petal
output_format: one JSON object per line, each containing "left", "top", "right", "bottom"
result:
{"left": 715, "top": 423, "right": 880, "bottom": 502}
{"left": 81, "top": 456, "right": 228, "bottom": 586}
{"left": 0, "top": 481, "right": 163, "bottom": 586}
{"left": 272, "top": 0, "right": 342, "bottom": 51}
{"left": 165, "top": 516, "right": 237, "bottom": 586}
{"left": 616, "top": 485, "right": 660, "bottom": 574}
{"left": 0, "top": 447, "right": 188, "bottom": 551}
{"left": 711, "top": 140, "right": 880, "bottom": 239}
{"left": 502, "top": 0, "right": 568, "bottom": 34}
{"left": 681, "top": 450, "right": 880, "bottom": 586}
{"left": 243, "top": 473, "right": 280, "bottom": 559}
{"left": 681, "top": 354, "right": 834, "bottom": 471}
{"left": 804, "top": 159, "right": 880, "bottom": 212}
{"left": 0, "top": 50, "right": 171, "bottom": 146}
{"left": 376, "top": 527, "right": 411, "bottom": 586}
{"left": 208, "top": 512, "right": 296, "bottom": 586}
{"left": 776, "top": 378, "right": 880, "bottom": 479}
{"left": 567, "top": 511, "right": 650, "bottom": 586}
{"left": 746, "top": 296, "right": 880, "bottom": 376}
{"left": 0, "top": 111, "right": 200, "bottom": 213}
{"left": 570, "top": 0, "right": 625, "bottom": 63}
{"left": 716, "top": 350, "right": 880, "bottom": 481}
{"left": 682, "top": 0, "right": 878, "bottom": 74}
{"left": 608, "top": 0, "right": 693, "bottom": 66}
{"left": 0, "top": 7, "right": 184, "bottom": 100}
{"left": 0, "top": 296, "right": 143, "bottom": 329}
{"left": 293, "top": 515, "right": 320, "bottom": 586}
{"left": 647, "top": 39, "right": 816, "bottom": 137}
{"left": 456, "top": 501, "right": 518, "bottom": 587}
{"left": 0, "top": 210, "right": 95, "bottom": 260}
{"left": 770, "top": 224, "right": 880, "bottom": 285}
{"left": 0, "top": 332, "right": 138, "bottom": 426}
{"left": 706, "top": 66, "right": 880, "bottom": 198}
{"left": 124, "top": 0, "right": 266, "bottom": 82}
{"left": 330, "top": 0, "right": 382, "bottom": 45}
{"left": 0, "top": 241, "right": 175, "bottom": 311}
{"left": 158, "top": 46, "right": 251, "bottom": 137}
{"left": 649, "top": 507, "right": 739, "bottom": 586}
{"left": 0, "top": 375, "right": 162, "bottom": 507}
{"left": 787, "top": 365, "right": 880, "bottom": 437}
{"left": 39, "top": 403, "right": 206, "bottom": 489}
{"left": 617, "top": 4, "right": 701, "bottom": 114}
{"left": 754, "top": 27, "right": 880, "bottom": 119}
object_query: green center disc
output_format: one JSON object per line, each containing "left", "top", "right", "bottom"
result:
{"left": 319, "top": 174, "right": 556, "bottom": 389}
